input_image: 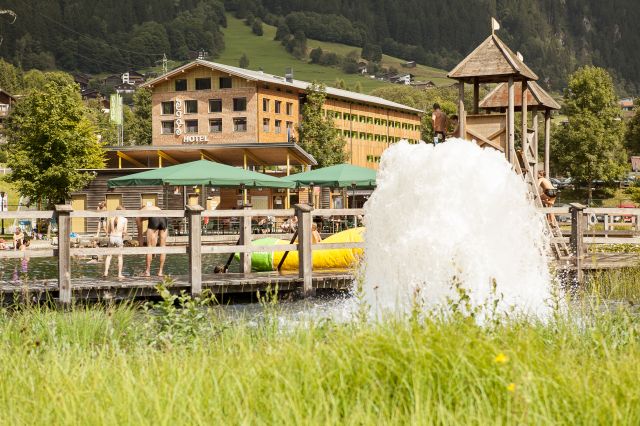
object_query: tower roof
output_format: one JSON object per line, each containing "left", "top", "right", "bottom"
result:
{"left": 479, "top": 81, "right": 560, "bottom": 111}
{"left": 448, "top": 34, "right": 538, "bottom": 83}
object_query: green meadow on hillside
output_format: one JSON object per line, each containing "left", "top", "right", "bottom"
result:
{"left": 216, "top": 16, "right": 449, "bottom": 93}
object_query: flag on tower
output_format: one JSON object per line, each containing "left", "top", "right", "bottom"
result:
{"left": 491, "top": 17, "right": 500, "bottom": 34}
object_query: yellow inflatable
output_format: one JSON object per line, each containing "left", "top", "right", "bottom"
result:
{"left": 236, "top": 227, "right": 364, "bottom": 272}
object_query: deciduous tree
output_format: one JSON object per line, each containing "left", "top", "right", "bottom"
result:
{"left": 5, "top": 81, "right": 104, "bottom": 205}
{"left": 298, "top": 83, "right": 347, "bottom": 167}
{"left": 552, "top": 66, "right": 627, "bottom": 205}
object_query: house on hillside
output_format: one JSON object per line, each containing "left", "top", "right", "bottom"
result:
{"left": 0, "top": 89, "right": 16, "bottom": 142}
{"left": 72, "top": 72, "right": 91, "bottom": 91}
{"left": 389, "top": 73, "right": 413, "bottom": 85}
{"left": 402, "top": 61, "right": 416, "bottom": 68}
{"left": 620, "top": 98, "right": 635, "bottom": 119}
{"left": 115, "top": 82, "right": 136, "bottom": 94}
{"left": 81, "top": 88, "right": 109, "bottom": 109}
{"left": 411, "top": 81, "right": 436, "bottom": 90}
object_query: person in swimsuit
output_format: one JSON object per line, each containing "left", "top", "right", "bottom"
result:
{"left": 96, "top": 201, "right": 107, "bottom": 238}
{"left": 431, "top": 103, "right": 448, "bottom": 144}
{"left": 137, "top": 203, "right": 168, "bottom": 277}
{"left": 538, "top": 170, "right": 558, "bottom": 224}
{"left": 104, "top": 205, "right": 128, "bottom": 280}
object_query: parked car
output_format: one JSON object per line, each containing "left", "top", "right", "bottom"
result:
{"left": 614, "top": 201, "right": 636, "bottom": 223}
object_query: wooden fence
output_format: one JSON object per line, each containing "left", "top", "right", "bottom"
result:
{"left": 0, "top": 205, "right": 365, "bottom": 305}
{"left": 2, "top": 203, "right": 640, "bottom": 304}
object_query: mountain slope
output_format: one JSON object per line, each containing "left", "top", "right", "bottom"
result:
{"left": 215, "top": 16, "right": 449, "bottom": 93}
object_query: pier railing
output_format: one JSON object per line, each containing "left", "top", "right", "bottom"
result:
{"left": 0, "top": 205, "right": 365, "bottom": 305}
{"left": 2, "top": 204, "right": 640, "bottom": 303}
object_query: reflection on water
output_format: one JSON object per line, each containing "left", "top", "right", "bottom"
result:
{"left": 0, "top": 254, "right": 237, "bottom": 281}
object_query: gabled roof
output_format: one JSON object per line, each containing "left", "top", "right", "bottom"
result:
{"left": 0, "top": 89, "right": 17, "bottom": 102}
{"left": 448, "top": 34, "right": 538, "bottom": 83}
{"left": 142, "top": 59, "right": 423, "bottom": 114}
{"left": 479, "top": 81, "right": 560, "bottom": 111}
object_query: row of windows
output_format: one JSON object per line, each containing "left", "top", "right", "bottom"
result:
{"left": 262, "top": 98, "right": 294, "bottom": 115}
{"left": 161, "top": 118, "right": 248, "bottom": 134}
{"left": 325, "top": 110, "right": 419, "bottom": 130}
{"left": 340, "top": 130, "right": 418, "bottom": 143}
{"left": 174, "top": 77, "right": 233, "bottom": 92}
{"left": 261, "top": 118, "right": 295, "bottom": 134}
{"left": 161, "top": 98, "right": 247, "bottom": 115}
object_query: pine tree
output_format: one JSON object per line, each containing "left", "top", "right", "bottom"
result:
{"left": 239, "top": 53, "right": 250, "bottom": 69}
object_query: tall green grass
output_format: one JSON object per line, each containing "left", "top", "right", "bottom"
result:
{"left": 0, "top": 283, "right": 638, "bottom": 424}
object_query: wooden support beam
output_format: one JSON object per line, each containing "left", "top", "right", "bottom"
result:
{"left": 158, "top": 150, "right": 179, "bottom": 165}
{"left": 521, "top": 81, "right": 529, "bottom": 165}
{"left": 532, "top": 107, "right": 539, "bottom": 178}
{"left": 295, "top": 203, "right": 314, "bottom": 297}
{"left": 458, "top": 82, "right": 466, "bottom": 138}
{"left": 544, "top": 110, "right": 551, "bottom": 177}
{"left": 570, "top": 203, "right": 586, "bottom": 285}
{"left": 473, "top": 78, "right": 479, "bottom": 114}
{"left": 242, "top": 153, "right": 248, "bottom": 205}
{"left": 243, "top": 149, "right": 266, "bottom": 166}
{"left": 239, "top": 205, "right": 252, "bottom": 273}
{"left": 116, "top": 151, "right": 145, "bottom": 168}
{"left": 186, "top": 205, "right": 203, "bottom": 296}
{"left": 507, "top": 77, "right": 515, "bottom": 165}
{"left": 285, "top": 153, "right": 291, "bottom": 209}
{"left": 199, "top": 150, "right": 221, "bottom": 162}
{"left": 55, "top": 204, "right": 73, "bottom": 307}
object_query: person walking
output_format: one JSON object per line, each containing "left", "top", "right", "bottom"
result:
{"left": 137, "top": 203, "right": 168, "bottom": 277}
{"left": 104, "top": 205, "right": 128, "bottom": 280}
{"left": 431, "top": 103, "right": 448, "bottom": 144}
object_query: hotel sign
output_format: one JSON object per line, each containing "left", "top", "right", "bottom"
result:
{"left": 183, "top": 135, "right": 209, "bottom": 144}
{"left": 174, "top": 99, "right": 183, "bottom": 136}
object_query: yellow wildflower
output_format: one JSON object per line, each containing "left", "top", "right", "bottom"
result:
{"left": 506, "top": 383, "right": 516, "bottom": 393}
{"left": 494, "top": 352, "right": 509, "bottom": 364}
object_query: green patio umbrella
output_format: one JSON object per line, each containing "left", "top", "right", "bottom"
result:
{"left": 107, "top": 159, "right": 295, "bottom": 188}
{"left": 283, "top": 164, "right": 377, "bottom": 188}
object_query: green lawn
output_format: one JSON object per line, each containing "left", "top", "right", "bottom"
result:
{"left": 0, "top": 277, "right": 639, "bottom": 424}
{"left": 214, "top": 15, "right": 447, "bottom": 93}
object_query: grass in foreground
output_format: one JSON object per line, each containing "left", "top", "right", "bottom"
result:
{"left": 0, "top": 281, "right": 639, "bottom": 424}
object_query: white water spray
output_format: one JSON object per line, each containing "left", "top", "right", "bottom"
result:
{"left": 362, "top": 140, "right": 551, "bottom": 318}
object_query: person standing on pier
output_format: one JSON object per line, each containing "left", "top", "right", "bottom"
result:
{"left": 538, "top": 170, "right": 558, "bottom": 225}
{"left": 95, "top": 201, "right": 107, "bottom": 238}
{"left": 104, "top": 205, "right": 128, "bottom": 280}
{"left": 431, "top": 103, "right": 447, "bottom": 144}
{"left": 137, "top": 203, "right": 168, "bottom": 277}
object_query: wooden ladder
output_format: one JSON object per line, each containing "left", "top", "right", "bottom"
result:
{"left": 515, "top": 148, "right": 571, "bottom": 260}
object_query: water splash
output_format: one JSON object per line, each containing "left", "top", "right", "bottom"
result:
{"left": 362, "top": 140, "right": 552, "bottom": 318}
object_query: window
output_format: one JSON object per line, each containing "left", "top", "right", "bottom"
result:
{"left": 219, "top": 77, "right": 232, "bottom": 89}
{"left": 381, "top": 119, "right": 387, "bottom": 126}
{"left": 286, "top": 121, "right": 294, "bottom": 139}
{"left": 367, "top": 117, "right": 373, "bottom": 124}
{"left": 275, "top": 100, "right": 282, "bottom": 114}
{"left": 175, "top": 79, "right": 187, "bottom": 91}
{"left": 359, "top": 132, "right": 366, "bottom": 139}
{"left": 185, "top": 119, "right": 198, "bottom": 133}
{"left": 275, "top": 120, "right": 282, "bottom": 134}
{"left": 195, "top": 78, "right": 211, "bottom": 90}
{"left": 161, "top": 101, "right": 174, "bottom": 115}
{"left": 209, "top": 99, "right": 222, "bottom": 113}
{"left": 209, "top": 119, "right": 222, "bottom": 133}
{"left": 233, "top": 97, "right": 246, "bottom": 111}
{"left": 286, "top": 102, "right": 293, "bottom": 115}
{"left": 185, "top": 100, "right": 198, "bottom": 114}
{"left": 161, "top": 121, "right": 174, "bottom": 134}
{"left": 263, "top": 98, "right": 270, "bottom": 112}
{"left": 359, "top": 115, "right": 366, "bottom": 123}
{"left": 263, "top": 118, "right": 270, "bottom": 132}
{"left": 234, "top": 117, "right": 247, "bottom": 132}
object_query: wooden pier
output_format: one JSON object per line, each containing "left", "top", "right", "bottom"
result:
{"left": 2, "top": 204, "right": 640, "bottom": 304}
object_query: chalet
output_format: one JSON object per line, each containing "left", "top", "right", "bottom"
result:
{"left": 620, "top": 98, "right": 635, "bottom": 119}
{"left": 410, "top": 81, "right": 436, "bottom": 90}
{"left": 103, "top": 74, "right": 123, "bottom": 87}
{"left": 72, "top": 72, "right": 91, "bottom": 91}
{"left": 115, "top": 82, "right": 137, "bottom": 94}
{"left": 389, "top": 74, "right": 413, "bottom": 85}
{"left": 402, "top": 61, "right": 417, "bottom": 68}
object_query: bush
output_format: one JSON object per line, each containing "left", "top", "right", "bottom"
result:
{"left": 309, "top": 47, "right": 323, "bottom": 64}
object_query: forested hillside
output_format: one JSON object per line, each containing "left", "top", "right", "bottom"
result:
{"left": 0, "top": 0, "right": 639, "bottom": 94}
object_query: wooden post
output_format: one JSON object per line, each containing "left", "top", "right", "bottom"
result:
{"left": 521, "top": 80, "right": 528, "bottom": 160}
{"left": 507, "top": 77, "right": 515, "bottom": 165}
{"left": 458, "top": 81, "right": 465, "bottom": 138}
{"left": 55, "top": 204, "right": 73, "bottom": 307}
{"left": 239, "top": 204, "right": 252, "bottom": 274}
{"left": 186, "top": 205, "right": 203, "bottom": 296}
{"left": 532, "top": 107, "right": 539, "bottom": 178}
{"left": 473, "top": 78, "right": 479, "bottom": 114}
{"left": 570, "top": 203, "right": 586, "bottom": 285}
{"left": 544, "top": 110, "right": 551, "bottom": 177}
{"left": 285, "top": 153, "right": 291, "bottom": 209}
{"left": 295, "top": 203, "right": 314, "bottom": 297}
